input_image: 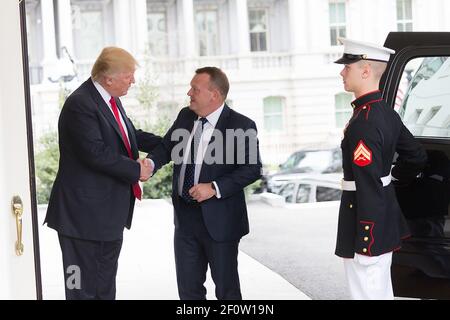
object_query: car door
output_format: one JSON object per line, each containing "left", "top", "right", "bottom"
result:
{"left": 0, "top": 1, "right": 41, "bottom": 299}
{"left": 382, "top": 32, "right": 450, "bottom": 299}
{"left": 296, "top": 183, "right": 312, "bottom": 203}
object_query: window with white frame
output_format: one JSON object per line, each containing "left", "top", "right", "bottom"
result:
{"left": 329, "top": 1, "right": 346, "bottom": 46}
{"left": 397, "top": 0, "right": 413, "bottom": 31}
{"left": 335, "top": 93, "right": 353, "bottom": 128}
{"left": 147, "top": 9, "right": 168, "bottom": 57}
{"left": 195, "top": 10, "right": 219, "bottom": 56}
{"left": 248, "top": 8, "right": 268, "bottom": 52}
{"left": 263, "top": 97, "right": 284, "bottom": 132}
{"left": 71, "top": 0, "right": 106, "bottom": 60}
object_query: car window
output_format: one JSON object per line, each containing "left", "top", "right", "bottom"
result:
{"left": 396, "top": 56, "right": 450, "bottom": 138}
{"left": 296, "top": 184, "right": 311, "bottom": 203}
{"left": 279, "top": 183, "right": 295, "bottom": 203}
{"left": 280, "top": 153, "right": 300, "bottom": 170}
{"left": 295, "top": 151, "right": 334, "bottom": 173}
{"left": 394, "top": 55, "right": 450, "bottom": 240}
{"left": 316, "top": 186, "right": 342, "bottom": 202}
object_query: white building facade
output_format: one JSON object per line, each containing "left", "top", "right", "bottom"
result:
{"left": 25, "top": 0, "right": 450, "bottom": 164}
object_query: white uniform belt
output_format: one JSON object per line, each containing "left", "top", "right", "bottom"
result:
{"left": 341, "top": 174, "right": 392, "bottom": 191}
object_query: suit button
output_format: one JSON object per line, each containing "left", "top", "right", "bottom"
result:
{"left": 363, "top": 248, "right": 367, "bottom": 253}
{"left": 364, "top": 237, "right": 369, "bottom": 242}
{"left": 349, "top": 204, "right": 353, "bottom": 208}
{"left": 365, "top": 226, "right": 370, "bottom": 231}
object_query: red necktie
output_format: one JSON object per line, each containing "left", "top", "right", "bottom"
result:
{"left": 109, "top": 97, "right": 142, "bottom": 200}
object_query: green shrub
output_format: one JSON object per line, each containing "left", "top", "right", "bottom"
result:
{"left": 35, "top": 131, "right": 59, "bottom": 204}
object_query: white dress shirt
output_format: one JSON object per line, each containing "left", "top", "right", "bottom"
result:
{"left": 178, "top": 104, "right": 224, "bottom": 198}
{"left": 92, "top": 79, "right": 130, "bottom": 142}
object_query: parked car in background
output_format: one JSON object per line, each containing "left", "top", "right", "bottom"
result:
{"left": 264, "top": 147, "right": 342, "bottom": 193}
{"left": 276, "top": 173, "right": 342, "bottom": 204}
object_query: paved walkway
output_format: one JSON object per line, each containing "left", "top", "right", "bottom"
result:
{"left": 38, "top": 199, "right": 309, "bottom": 300}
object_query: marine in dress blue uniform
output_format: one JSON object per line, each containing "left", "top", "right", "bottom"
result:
{"left": 334, "top": 38, "right": 427, "bottom": 299}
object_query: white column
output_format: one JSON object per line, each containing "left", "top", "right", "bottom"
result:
{"left": 57, "top": 0, "right": 74, "bottom": 56}
{"left": 113, "top": 0, "right": 132, "bottom": 50}
{"left": 177, "top": 0, "right": 195, "bottom": 57}
{"left": 310, "top": 0, "right": 331, "bottom": 52}
{"left": 132, "top": 0, "right": 149, "bottom": 59}
{"left": 55, "top": 0, "right": 77, "bottom": 80}
{"left": 229, "top": 0, "right": 251, "bottom": 73}
{"left": 230, "top": 0, "right": 250, "bottom": 54}
{"left": 288, "top": 0, "right": 307, "bottom": 53}
{"left": 287, "top": 0, "right": 311, "bottom": 72}
{"left": 40, "top": 0, "right": 58, "bottom": 83}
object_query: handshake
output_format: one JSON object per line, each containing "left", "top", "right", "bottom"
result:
{"left": 137, "top": 158, "right": 154, "bottom": 182}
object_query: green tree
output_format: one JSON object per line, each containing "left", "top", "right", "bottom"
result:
{"left": 137, "top": 117, "right": 174, "bottom": 199}
{"left": 131, "top": 56, "right": 175, "bottom": 199}
{"left": 34, "top": 81, "right": 68, "bottom": 204}
{"left": 35, "top": 131, "right": 59, "bottom": 204}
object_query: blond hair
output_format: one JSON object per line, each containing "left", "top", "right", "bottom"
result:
{"left": 91, "top": 47, "right": 138, "bottom": 81}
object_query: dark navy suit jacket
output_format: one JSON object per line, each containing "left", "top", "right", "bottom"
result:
{"left": 151, "top": 105, "right": 262, "bottom": 242}
{"left": 45, "top": 79, "right": 161, "bottom": 241}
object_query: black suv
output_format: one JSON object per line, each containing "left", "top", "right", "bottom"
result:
{"left": 382, "top": 32, "right": 450, "bottom": 299}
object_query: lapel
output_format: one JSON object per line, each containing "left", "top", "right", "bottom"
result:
{"left": 210, "top": 104, "right": 230, "bottom": 140}
{"left": 183, "top": 109, "right": 198, "bottom": 132}
{"left": 86, "top": 79, "right": 123, "bottom": 140}
{"left": 173, "top": 109, "right": 198, "bottom": 177}
{"left": 198, "top": 105, "right": 231, "bottom": 182}
{"left": 86, "top": 79, "right": 137, "bottom": 157}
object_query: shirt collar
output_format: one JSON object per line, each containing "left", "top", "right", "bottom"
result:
{"left": 199, "top": 103, "right": 225, "bottom": 127}
{"left": 351, "top": 90, "right": 382, "bottom": 110}
{"left": 92, "top": 78, "right": 113, "bottom": 106}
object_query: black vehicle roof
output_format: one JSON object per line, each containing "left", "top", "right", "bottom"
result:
{"left": 384, "top": 32, "right": 450, "bottom": 53}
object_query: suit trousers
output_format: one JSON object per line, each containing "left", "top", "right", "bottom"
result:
{"left": 58, "top": 233, "right": 123, "bottom": 300}
{"left": 174, "top": 198, "right": 241, "bottom": 300}
{"left": 343, "top": 252, "right": 394, "bottom": 300}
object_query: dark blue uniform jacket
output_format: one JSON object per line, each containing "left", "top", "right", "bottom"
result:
{"left": 335, "top": 90, "right": 427, "bottom": 258}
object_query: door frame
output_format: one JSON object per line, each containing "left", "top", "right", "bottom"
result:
{"left": 380, "top": 31, "right": 450, "bottom": 299}
{"left": 19, "top": 0, "right": 42, "bottom": 300}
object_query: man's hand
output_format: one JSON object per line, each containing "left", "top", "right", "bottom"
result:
{"left": 138, "top": 158, "right": 153, "bottom": 182}
{"left": 189, "top": 183, "right": 217, "bottom": 202}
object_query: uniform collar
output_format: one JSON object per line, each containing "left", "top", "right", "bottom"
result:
{"left": 351, "top": 90, "right": 382, "bottom": 110}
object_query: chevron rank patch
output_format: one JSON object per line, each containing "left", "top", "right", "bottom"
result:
{"left": 353, "top": 140, "right": 372, "bottom": 166}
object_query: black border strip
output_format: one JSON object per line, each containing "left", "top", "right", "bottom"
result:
{"left": 19, "top": 0, "right": 42, "bottom": 300}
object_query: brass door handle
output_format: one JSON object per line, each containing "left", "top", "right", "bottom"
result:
{"left": 12, "top": 196, "right": 24, "bottom": 256}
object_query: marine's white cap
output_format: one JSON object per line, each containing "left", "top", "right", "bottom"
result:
{"left": 334, "top": 38, "right": 395, "bottom": 64}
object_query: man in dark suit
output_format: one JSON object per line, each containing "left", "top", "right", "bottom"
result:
{"left": 149, "top": 67, "right": 262, "bottom": 300}
{"left": 44, "top": 47, "right": 161, "bottom": 299}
